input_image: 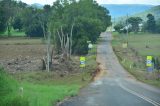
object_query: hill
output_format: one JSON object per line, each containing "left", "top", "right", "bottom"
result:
{"left": 101, "top": 4, "right": 153, "bottom": 18}
{"left": 132, "top": 5, "right": 160, "bottom": 21}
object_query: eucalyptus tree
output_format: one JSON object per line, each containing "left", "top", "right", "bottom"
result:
{"left": 127, "top": 17, "right": 143, "bottom": 33}
{"left": 50, "top": 0, "right": 111, "bottom": 55}
{"left": 146, "top": 14, "right": 156, "bottom": 33}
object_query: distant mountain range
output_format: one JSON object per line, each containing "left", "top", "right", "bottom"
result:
{"left": 132, "top": 5, "right": 160, "bottom": 21}
{"left": 114, "top": 5, "right": 160, "bottom": 23}
{"left": 101, "top": 4, "right": 154, "bottom": 18}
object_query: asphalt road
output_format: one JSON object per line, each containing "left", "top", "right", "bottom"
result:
{"left": 58, "top": 32, "right": 160, "bottom": 106}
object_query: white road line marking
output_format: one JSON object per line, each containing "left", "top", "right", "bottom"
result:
{"left": 119, "top": 83, "right": 160, "bottom": 106}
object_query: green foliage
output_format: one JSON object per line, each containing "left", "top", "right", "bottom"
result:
{"left": 12, "top": 16, "right": 23, "bottom": 31}
{"left": 155, "top": 57, "right": 160, "bottom": 70}
{"left": 0, "top": 0, "right": 26, "bottom": 34}
{"left": 0, "top": 67, "right": 29, "bottom": 106}
{"left": 0, "top": 0, "right": 17, "bottom": 36}
{"left": 73, "top": 36, "right": 89, "bottom": 55}
{"left": 156, "top": 18, "right": 160, "bottom": 33}
{"left": 146, "top": 14, "right": 156, "bottom": 33}
{"left": 114, "top": 23, "right": 124, "bottom": 33}
{"left": 25, "top": 23, "right": 43, "bottom": 37}
{"left": 0, "top": 1, "right": 7, "bottom": 32}
{"left": 128, "top": 17, "right": 143, "bottom": 33}
{"left": 22, "top": 7, "right": 44, "bottom": 37}
{"left": 50, "top": 0, "right": 111, "bottom": 55}
{"left": 142, "top": 14, "right": 160, "bottom": 33}
{"left": 0, "top": 0, "right": 111, "bottom": 53}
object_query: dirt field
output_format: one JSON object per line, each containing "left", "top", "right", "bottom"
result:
{"left": 0, "top": 38, "right": 46, "bottom": 72}
{"left": 0, "top": 40, "right": 80, "bottom": 74}
{"left": 0, "top": 33, "right": 45, "bottom": 72}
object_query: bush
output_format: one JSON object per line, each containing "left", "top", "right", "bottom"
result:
{"left": 12, "top": 17, "right": 23, "bottom": 31}
{"left": 25, "top": 24, "right": 43, "bottom": 37}
{"left": 155, "top": 57, "right": 160, "bottom": 70}
{"left": 73, "top": 36, "right": 88, "bottom": 55}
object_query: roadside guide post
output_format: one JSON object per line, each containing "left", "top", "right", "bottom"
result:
{"left": 146, "top": 56, "right": 153, "bottom": 72}
{"left": 88, "top": 43, "right": 93, "bottom": 50}
{"left": 80, "top": 56, "right": 86, "bottom": 81}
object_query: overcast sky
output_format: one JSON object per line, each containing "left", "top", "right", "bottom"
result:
{"left": 20, "top": 0, "right": 160, "bottom": 5}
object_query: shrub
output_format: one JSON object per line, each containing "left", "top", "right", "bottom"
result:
{"left": 73, "top": 36, "right": 88, "bottom": 55}
{"left": 25, "top": 24, "right": 43, "bottom": 37}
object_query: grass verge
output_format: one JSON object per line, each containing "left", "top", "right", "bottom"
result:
{"left": 0, "top": 67, "right": 29, "bottom": 106}
{"left": 111, "top": 32, "right": 160, "bottom": 88}
{"left": 20, "top": 82, "right": 79, "bottom": 106}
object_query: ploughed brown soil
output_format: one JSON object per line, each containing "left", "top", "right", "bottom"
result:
{"left": 0, "top": 45, "right": 45, "bottom": 72}
{"left": 0, "top": 44, "right": 81, "bottom": 75}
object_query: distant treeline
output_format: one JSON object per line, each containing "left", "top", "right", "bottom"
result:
{"left": 114, "top": 14, "right": 160, "bottom": 34}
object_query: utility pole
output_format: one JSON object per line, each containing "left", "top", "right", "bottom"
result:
{"left": 126, "top": 14, "right": 129, "bottom": 37}
{"left": 126, "top": 14, "right": 129, "bottom": 43}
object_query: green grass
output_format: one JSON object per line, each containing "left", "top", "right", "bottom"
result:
{"left": 125, "top": 33, "right": 160, "bottom": 56}
{"left": 0, "top": 28, "right": 25, "bottom": 37}
{"left": 20, "top": 82, "right": 79, "bottom": 106}
{"left": 0, "top": 67, "right": 29, "bottom": 106}
{"left": 14, "top": 71, "right": 91, "bottom": 86}
{"left": 11, "top": 70, "right": 91, "bottom": 106}
{"left": 113, "top": 33, "right": 160, "bottom": 57}
{"left": 112, "top": 32, "right": 160, "bottom": 87}
{"left": 2, "top": 70, "right": 91, "bottom": 106}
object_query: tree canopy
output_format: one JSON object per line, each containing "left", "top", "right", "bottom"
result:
{"left": 127, "top": 17, "right": 142, "bottom": 33}
{"left": 146, "top": 14, "right": 156, "bottom": 33}
{"left": 0, "top": 0, "right": 111, "bottom": 54}
{"left": 50, "top": 0, "right": 111, "bottom": 54}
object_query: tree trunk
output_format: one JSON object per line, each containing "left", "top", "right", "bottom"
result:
{"left": 57, "top": 25, "right": 74, "bottom": 61}
{"left": 46, "top": 30, "right": 51, "bottom": 72}
{"left": 69, "top": 23, "right": 74, "bottom": 58}
{"left": 40, "top": 22, "right": 47, "bottom": 40}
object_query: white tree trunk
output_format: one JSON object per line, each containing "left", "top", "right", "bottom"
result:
{"left": 69, "top": 23, "right": 74, "bottom": 58}
{"left": 46, "top": 31, "right": 51, "bottom": 72}
{"left": 57, "top": 25, "right": 74, "bottom": 60}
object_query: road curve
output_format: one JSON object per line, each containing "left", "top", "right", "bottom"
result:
{"left": 58, "top": 32, "right": 160, "bottom": 106}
